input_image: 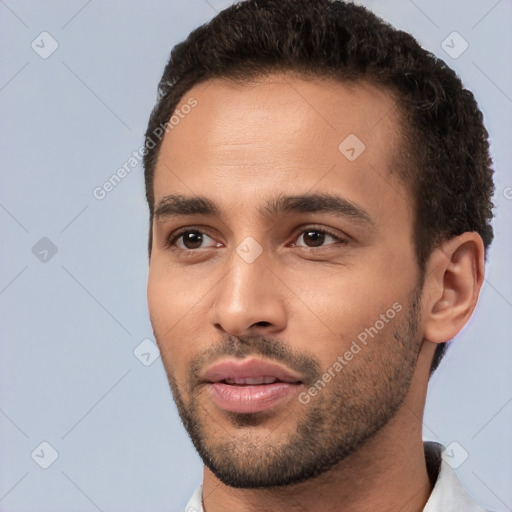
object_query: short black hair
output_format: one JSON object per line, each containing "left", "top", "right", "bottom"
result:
{"left": 143, "top": 0, "right": 495, "bottom": 373}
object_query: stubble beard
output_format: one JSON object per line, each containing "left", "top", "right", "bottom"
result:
{"left": 158, "top": 289, "right": 423, "bottom": 489}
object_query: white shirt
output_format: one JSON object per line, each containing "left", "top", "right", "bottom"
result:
{"left": 184, "top": 441, "right": 493, "bottom": 512}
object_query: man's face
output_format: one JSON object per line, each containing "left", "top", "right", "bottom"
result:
{"left": 147, "top": 73, "right": 425, "bottom": 487}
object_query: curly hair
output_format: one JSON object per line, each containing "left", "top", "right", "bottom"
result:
{"left": 143, "top": 0, "right": 495, "bottom": 374}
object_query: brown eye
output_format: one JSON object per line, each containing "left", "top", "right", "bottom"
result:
{"left": 294, "top": 227, "right": 345, "bottom": 249}
{"left": 302, "top": 230, "right": 327, "bottom": 247}
{"left": 167, "top": 229, "right": 218, "bottom": 250}
{"left": 181, "top": 231, "right": 204, "bottom": 249}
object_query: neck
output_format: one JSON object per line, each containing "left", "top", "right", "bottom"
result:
{"left": 201, "top": 342, "right": 436, "bottom": 512}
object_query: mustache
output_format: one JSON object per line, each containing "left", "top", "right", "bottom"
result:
{"left": 188, "top": 334, "right": 321, "bottom": 389}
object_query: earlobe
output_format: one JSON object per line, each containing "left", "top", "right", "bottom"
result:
{"left": 422, "top": 233, "right": 485, "bottom": 344}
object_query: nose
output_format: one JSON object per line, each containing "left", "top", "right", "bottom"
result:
{"left": 207, "top": 248, "right": 288, "bottom": 337}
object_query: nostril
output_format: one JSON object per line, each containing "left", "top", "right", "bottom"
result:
{"left": 252, "top": 321, "right": 271, "bottom": 327}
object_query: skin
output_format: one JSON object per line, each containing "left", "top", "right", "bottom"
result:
{"left": 147, "top": 72, "right": 485, "bottom": 512}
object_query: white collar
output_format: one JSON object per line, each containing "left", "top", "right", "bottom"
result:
{"left": 422, "top": 441, "right": 489, "bottom": 512}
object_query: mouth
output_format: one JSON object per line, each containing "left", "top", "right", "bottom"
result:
{"left": 201, "top": 357, "right": 303, "bottom": 414}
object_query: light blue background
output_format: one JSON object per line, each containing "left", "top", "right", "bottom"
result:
{"left": 1, "top": 1, "right": 511, "bottom": 511}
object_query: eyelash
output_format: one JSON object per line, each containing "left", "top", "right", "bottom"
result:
{"left": 165, "top": 225, "right": 348, "bottom": 251}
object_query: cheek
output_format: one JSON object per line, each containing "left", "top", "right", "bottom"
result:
{"left": 289, "top": 264, "right": 395, "bottom": 323}
{"left": 147, "top": 266, "right": 184, "bottom": 349}
{"left": 288, "top": 258, "right": 412, "bottom": 362}
{"left": 147, "top": 264, "right": 208, "bottom": 362}
{"left": 147, "top": 266, "right": 169, "bottom": 328}
{"left": 147, "top": 260, "right": 194, "bottom": 323}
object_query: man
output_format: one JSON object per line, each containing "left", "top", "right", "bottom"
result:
{"left": 143, "top": 1, "right": 496, "bottom": 510}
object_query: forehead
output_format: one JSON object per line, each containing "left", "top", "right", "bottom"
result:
{"left": 158, "top": 73, "right": 402, "bottom": 157}
{"left": 153, "top": 72, "right": 411, "bottom": 229}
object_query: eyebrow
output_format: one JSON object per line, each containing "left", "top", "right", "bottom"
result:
{"left": 153, "top": 192, "right": 375, "bottom": 229}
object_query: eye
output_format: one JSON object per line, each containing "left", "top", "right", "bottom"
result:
{"left": 292, "top": 227, "right": 347, "bottom": 249}
{"left": 165, "top": 226, "right": 348, "bottom": 252}
{"left": 166, "top": 229, "right": 220, "bottom": 250}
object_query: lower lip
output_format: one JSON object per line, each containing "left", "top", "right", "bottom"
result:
{"left": 206, "top": 382, "right": 300, "bottom": 413}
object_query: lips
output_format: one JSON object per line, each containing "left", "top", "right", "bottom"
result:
{"left": 201, "top": 357, "right": 303, "bottom": 414}
{"left": 202, "top": 358, "right": 303, "bottom": 384}
{"left": 223, "top": 376, "right": 279, "bottom": 385}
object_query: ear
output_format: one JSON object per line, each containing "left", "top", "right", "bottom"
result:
{"left": 422, "top": 232, "right": 485, "bottom": 344}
